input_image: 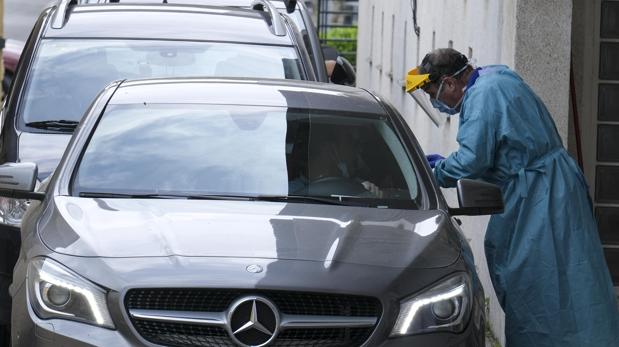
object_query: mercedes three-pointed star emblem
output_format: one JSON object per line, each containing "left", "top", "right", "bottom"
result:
{"left": 226, "top": 296, "right": 280, "bottom": 347}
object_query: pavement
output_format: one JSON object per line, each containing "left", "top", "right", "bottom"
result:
{"left": 5, "top": 0, "right": 52, "bottom": 42}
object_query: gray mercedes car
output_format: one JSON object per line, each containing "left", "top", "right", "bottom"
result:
{"left": 3, "top": 78, "right": 502, "bottom": 346}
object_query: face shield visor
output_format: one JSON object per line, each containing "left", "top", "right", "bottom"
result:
{"left": 406, "top": 58, "right": 474, "bottom": 124}
{"left": 405, "top": 68, "right": 443, "bottom": 127}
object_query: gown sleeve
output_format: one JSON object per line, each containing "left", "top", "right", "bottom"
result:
{"left": 433, "top": 95, "right": 497, "bottom": 188}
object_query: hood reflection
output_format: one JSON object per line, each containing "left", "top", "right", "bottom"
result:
{"left": 41, "top": 197, "right": 459, "bottom": 269}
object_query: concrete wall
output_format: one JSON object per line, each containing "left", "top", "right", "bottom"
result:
{"left": 514, "top": 0, "right": 573, "bottom": 146}
{"left": 356, "top": 0, "right": 573, "bottom": 344}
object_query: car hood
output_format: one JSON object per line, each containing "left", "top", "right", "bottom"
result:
{"left": 39, "top": 197, "right": 460, "bottom": 269}
{"left": 18, "top": 132, "right": 71, "bottom": 180}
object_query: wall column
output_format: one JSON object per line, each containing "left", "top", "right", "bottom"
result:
{"left": 513, "top": 0, "right": 573, "bottom": 145}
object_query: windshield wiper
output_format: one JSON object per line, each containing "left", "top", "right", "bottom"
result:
{"left": 78, "top": 192, "right": 355, "bottom": 205}
{"left": 26, "top": 120, "right": 79, "bottom": 132}
{"left": 78, "top": 192, "right": 253, "bottom": 200}
{"left": 79, "top": 192, "right": 186, "bottom": 199}
{"left": 181, "top": 194, "right": 348, "bottom": 204}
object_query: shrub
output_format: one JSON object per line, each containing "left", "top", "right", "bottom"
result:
{"left": 321, "top": 27, "right": 358, "bottom": 66}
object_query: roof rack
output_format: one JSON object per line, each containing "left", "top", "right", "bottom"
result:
{"left": 95, "top": 0, "right": 297, "bottom": 10}
{"left": 51, "top": 0, "right": 293, "bottom": 35}
{"left": 251, "top": 0, "right": 287, "bottom": 36}
{"left": 51, "top": 0, "right": 76, "bottom": 29}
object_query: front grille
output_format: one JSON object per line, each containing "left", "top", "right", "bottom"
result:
{"left": 126, "top": 288, "right": 238, "bottom": 312}
{"left": 132, "top": 320, "right": 233, "bottom": 347}
{"left": 132, "top": 320, "right": 373, "bottom": 347}
{"left": 125, "top": 289, "right": 381, "bottom": 347}
{"left": 273, "top": 327, "right": 373, "bottom": 347}
{"left": 125, "top": 288, "right": 381, "bottom": 317}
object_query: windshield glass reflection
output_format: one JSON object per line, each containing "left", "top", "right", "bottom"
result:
{"left": 20, "top": 39, "right": 303, "bottom": 125}
{"left": 73, "top": 105, "right": 421, "bottom": 208}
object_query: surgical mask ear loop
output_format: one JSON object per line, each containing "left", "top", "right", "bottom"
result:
{"left": 435, "top": 79, "right": 446, "bottom": 103}
{"left": 456, "top": 85, "right": 467, "bottom": 106}
{"left": 451, "top": 83, "right": 469, "bottom": 112}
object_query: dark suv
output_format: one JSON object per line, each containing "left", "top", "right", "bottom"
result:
{"left": 0, "top": 0, "right": 331, "bottom": 340}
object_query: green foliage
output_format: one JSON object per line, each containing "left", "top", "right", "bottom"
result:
{"left": 321, "top": 27, "right": 358, "bottom": 66}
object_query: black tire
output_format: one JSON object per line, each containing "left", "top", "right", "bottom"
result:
{"left": 0, "top": 273, "right": 14, "bottom": 346}
{"left": 0, "top": 225, "right": 20, "bottom": 347}
{"left": 0, "top": 324, "right": 9, "bottom": 347}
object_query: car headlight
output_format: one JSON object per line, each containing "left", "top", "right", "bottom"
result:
{"left": 27, "top": 258, "right": 114, "bottom": 329}
{"left": 391, "top": 273, "right": 471, "bottom": 337}
{"left": 0, "top": 197, "right": 30, "bottom": 226}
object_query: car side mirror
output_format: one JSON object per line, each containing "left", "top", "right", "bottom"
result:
{"left": 330, "top": 56, "right": 356, "bottom": 86}
{"left": 0, "top": 162, "right": 44, "bottom": 200}
{"left": 449, "top": 179, "right": 504, "bottom": 216}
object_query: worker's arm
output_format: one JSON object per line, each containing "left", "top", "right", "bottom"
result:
{"left": 433, "top": 107, "right": 497, "bottom": 188}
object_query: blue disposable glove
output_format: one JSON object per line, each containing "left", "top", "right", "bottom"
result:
{"left": 426, "top": 154, "right": 445, "bottom": 169}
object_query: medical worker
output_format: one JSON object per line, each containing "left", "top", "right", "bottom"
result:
{"left": 407, "top": 48, "right": 619, "bottom": 347}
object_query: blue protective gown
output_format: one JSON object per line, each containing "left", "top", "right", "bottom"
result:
{"left": 434, "top": 65, "right": 619, "bottom": 347}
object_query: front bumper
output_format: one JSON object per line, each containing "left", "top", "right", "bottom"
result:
{"left": 14, "top": 305, "right": 484, "bottom": 347}
{"left": 11, "top": 254, "right": 485, "bottom": 347}
{"left": 13, "top": 294, "right": 484, "bottom": 347}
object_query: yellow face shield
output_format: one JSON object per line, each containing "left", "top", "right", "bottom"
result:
{"left": 405, "top": 67, "right": 431, "bottom": 93}
{"left": 405, "top": 67, "right": 442, "bottom": 127}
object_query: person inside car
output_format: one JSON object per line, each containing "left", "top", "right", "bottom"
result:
{"left": 288, "top": 129, "right": 383, "bottom": 198}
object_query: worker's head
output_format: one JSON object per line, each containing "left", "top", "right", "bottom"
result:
{"left": 418, "top": 48, "right": 472, "bottom": 114}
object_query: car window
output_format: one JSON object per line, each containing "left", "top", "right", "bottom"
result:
{"left": 19, "top": 39, "right": 304, "bottom": 125}
{"left": 72, "top": 104, "right": 421, "bottom": 208}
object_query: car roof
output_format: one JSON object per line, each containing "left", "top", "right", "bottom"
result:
{"left": 44, "top": 4, "right": 292, "bottom": 46}
{"left": 109, "top": 78, "right": 386, "bottom": 114}
{"left": 87, "top": 0, "right": 291, "bottom": 9}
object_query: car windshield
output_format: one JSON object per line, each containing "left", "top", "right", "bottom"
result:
{"left": 19, "top": 39, "right": 304, "bottom": 126}
{"left": 72, "top": 104, "right": 421, "bottom": 208}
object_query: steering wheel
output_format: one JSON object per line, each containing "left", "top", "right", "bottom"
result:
{"left": 307, "top": 176, "right": 369, "bottom": 197}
